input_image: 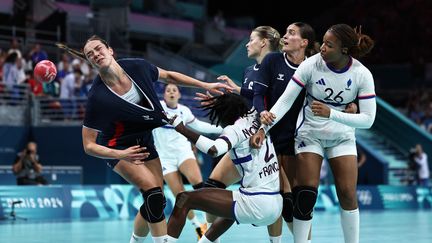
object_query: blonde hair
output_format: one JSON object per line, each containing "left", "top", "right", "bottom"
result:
{"left": 252, "top": 26, "right": 281, "bottom": 52}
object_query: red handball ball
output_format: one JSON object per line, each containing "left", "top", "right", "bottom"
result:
{"left": 34, "top": 60, "right": 57, "bottom": 83}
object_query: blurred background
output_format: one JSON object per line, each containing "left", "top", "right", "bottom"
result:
{"left": 0, "top": 0, "right": 430, "bottom": 197}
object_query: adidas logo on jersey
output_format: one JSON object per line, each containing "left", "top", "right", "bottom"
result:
{"left": 315, "top": 78, "right": 326, "bottom": 85}
{"left": 297, "top": 141, "right": 306, "bottom": 148}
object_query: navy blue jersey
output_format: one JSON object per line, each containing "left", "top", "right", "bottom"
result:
{"left": 253, "top": 52, "right": 306, "bottom": 153}
{"left": 83, "top": 58, "right": 168, "bottom": 149}
{"left": 240, "top": 64, "right": 260, "bottom": 108}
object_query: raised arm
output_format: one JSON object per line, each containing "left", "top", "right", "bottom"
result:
{"left": 158, "top": 68, "right": 233, "bottom": 95}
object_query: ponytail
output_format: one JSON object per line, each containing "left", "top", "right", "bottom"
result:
{"left": 329, "top": 24, "right": 374, "bottom": 59}
{"left": 55, "top": 43, "right": 86, "bottom": 61}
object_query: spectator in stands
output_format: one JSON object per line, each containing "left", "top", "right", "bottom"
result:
{"left": 12, "top": 141, "right": 48, "bottom": 185}
{"left": 24, "top": 70, "right": 44, "bottom": 96}
{"left": 2, "top": 52, "right": 19, "bottom": 89}
{"left": 60, "top": 68, "right": 83, "bottom": 99}
{"left": 15, "top": 57, "right": 26, "bottom": 84}
{"left": 60, "top": 68, "right": 83, "bottom": 120}
{"left": 213, "top": 10, "right": 226, "bottom": 33}
{"left": 72, "top": 58, "right": 91, "bottom": 77}
{"left": 57, "top": 53, "right": 72, "bottom": 73}
{"left": 29, "top": 43, "right": 48, "bottom": 67}
{"left": 0, "top": 52, "right": 6, "bottom": 80}
{"left": 79, "top": 69, "right": 97, "bottom": 97}
{"left": 413, "top": 144, "right": 430, "bottom": 187}
{"left": 7, "top": 38, "right": 22, "bottom": 59}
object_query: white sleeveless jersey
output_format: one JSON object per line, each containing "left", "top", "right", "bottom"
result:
{"left": 153, "top": 101, "right": 195, "bottom": 153}
{"left": 292, "top": 54, "right": 375, "bottom": 140}
{"left": 221, "top": 110, "right": 280, "bottom": 194}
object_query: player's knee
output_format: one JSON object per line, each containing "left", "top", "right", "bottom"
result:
{"left": 281, "top": 192, "right": 294, "bottom": 223}
{"left": 337, "top": 187, "right": 357, "bottom": 208}
{"left": 292, "top": 186, "right": 318, "bottom": 221}
{"left": 139, "top": 187, "right": 166, "bottom": 223}
{"left": 192, "top": 182, "right": 204, "bottom": 190}
{"left": 204, "top": 178, "right": 227, "bottom": 189}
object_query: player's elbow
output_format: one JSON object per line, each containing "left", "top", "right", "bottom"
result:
{"left": 208, "top": 146, "right": 219, "bottom": 157}
{"left": 359, "top": 116, "right": 375, "bottom": 129}
{"left": 83, "top": 143, "right": 93, "bottom": 155}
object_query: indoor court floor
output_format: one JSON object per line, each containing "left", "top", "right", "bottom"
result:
{"left": 0, "top": 210, "right": 431, "bottom": 243}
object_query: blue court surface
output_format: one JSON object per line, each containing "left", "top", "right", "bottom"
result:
{"left": 0, "top": 210, "right": 430, "bottom": 243}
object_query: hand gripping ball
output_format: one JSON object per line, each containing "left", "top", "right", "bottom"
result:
{"left": 34, "top": 60, "right": 57, "bottom": 83}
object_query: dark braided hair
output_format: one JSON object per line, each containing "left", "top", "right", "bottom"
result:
{"left": 201, "top": 93, "right": 250, "bottom": 127}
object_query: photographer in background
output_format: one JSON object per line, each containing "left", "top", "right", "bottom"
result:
{"left": 12, "top": 141, "right": 48, "bottom": 185}
{"left": 410, "top": 144, "right": 430, "bottom": 187}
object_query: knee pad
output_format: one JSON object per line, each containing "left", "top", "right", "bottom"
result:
{"left": 192, "top": 182, "right": 204, "bottom": 190}
{"left": 292, "top": 186, "right": 318, "bottom": 221}
{"left": 139, "top": 187, "right": 166, "bottom": 223}
{"left": 204, "top": 178, "right": 226, "bottom": 189}
{"left": 281, "top": 192, "right": 294, "bottom": 223}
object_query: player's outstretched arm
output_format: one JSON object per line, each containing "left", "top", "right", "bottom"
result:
{"left": 170, "top": 116, "right": 230, "bottom": 157}
{"left": 187, "top": 118, "right": 223, "bottom": 134}
{"left": 158, "top": 68, "right": 233, "bottom": 95}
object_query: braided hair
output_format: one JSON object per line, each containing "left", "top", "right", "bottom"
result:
{"left": 201, "top": 93, "right": 250, "bottom": 127}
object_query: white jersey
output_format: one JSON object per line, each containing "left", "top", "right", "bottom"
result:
{"left": 415, "top": 153, "right": 430, "bottom": 179}
{"left": 222, "top": 110, "right": 280, "bottom": 194}
{"left": 266, "top": 53, "right": 376, "bottom": 141}
{"left": 153, "top": 101, "right": 195, "bottom": 154}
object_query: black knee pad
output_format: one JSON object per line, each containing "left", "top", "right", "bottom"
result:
{"left": 281, "top": 192, "right": 294, "bottom": 223}
{"left": 192, "top": 182, "right": 204, "bottom": 190}
{"left": 204, "top": 178, "right": 226, "bottom": 189}
{"left": 139, "top": 187, "right": 166, "bottom": 223}
{"left": 292, "top": 186, "right": 318, "bottom": 221}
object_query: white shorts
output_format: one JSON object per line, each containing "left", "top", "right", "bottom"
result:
{"left": 232, "top": 189, "right": 282, "bottom": 226}
{"left": 159, "top": 149, "right": 195, "bottom": 176}
{"left": 295, "top": 132, "right": 357, "bottom": 159}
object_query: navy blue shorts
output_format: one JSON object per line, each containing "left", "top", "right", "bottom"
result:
{"left": 105, "top": 132, "right": 159, "bottom": 169}
{"left": 272, "top": 137, "right": 295, "bottom": 156}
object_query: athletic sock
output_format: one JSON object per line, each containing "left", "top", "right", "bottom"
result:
{"left": 293, "top": 218, "right": 312, "bottom": 243}
{"left": 198, "top": 235, "right": 214, "bottom": 243}
{"left": 129, "top": 232, "right": 146, "bottom": 243}
{"left": 269, "top": 235, "right": 282, "bottom": 243}
{"left": 154, "top": 235, "right": 173, "bottom": 243}
{"left": 340, "top": 208, "right": 359, "bottom": 243}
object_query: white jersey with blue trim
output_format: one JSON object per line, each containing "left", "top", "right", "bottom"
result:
{"left": 292, "top": 54, "right": 376, "bottom": 140}
{"left": 221, "top": 110, "right": 280, "bottom": 194}
{"left": 153, "top": 101, "right": 195, "bottom": 153}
